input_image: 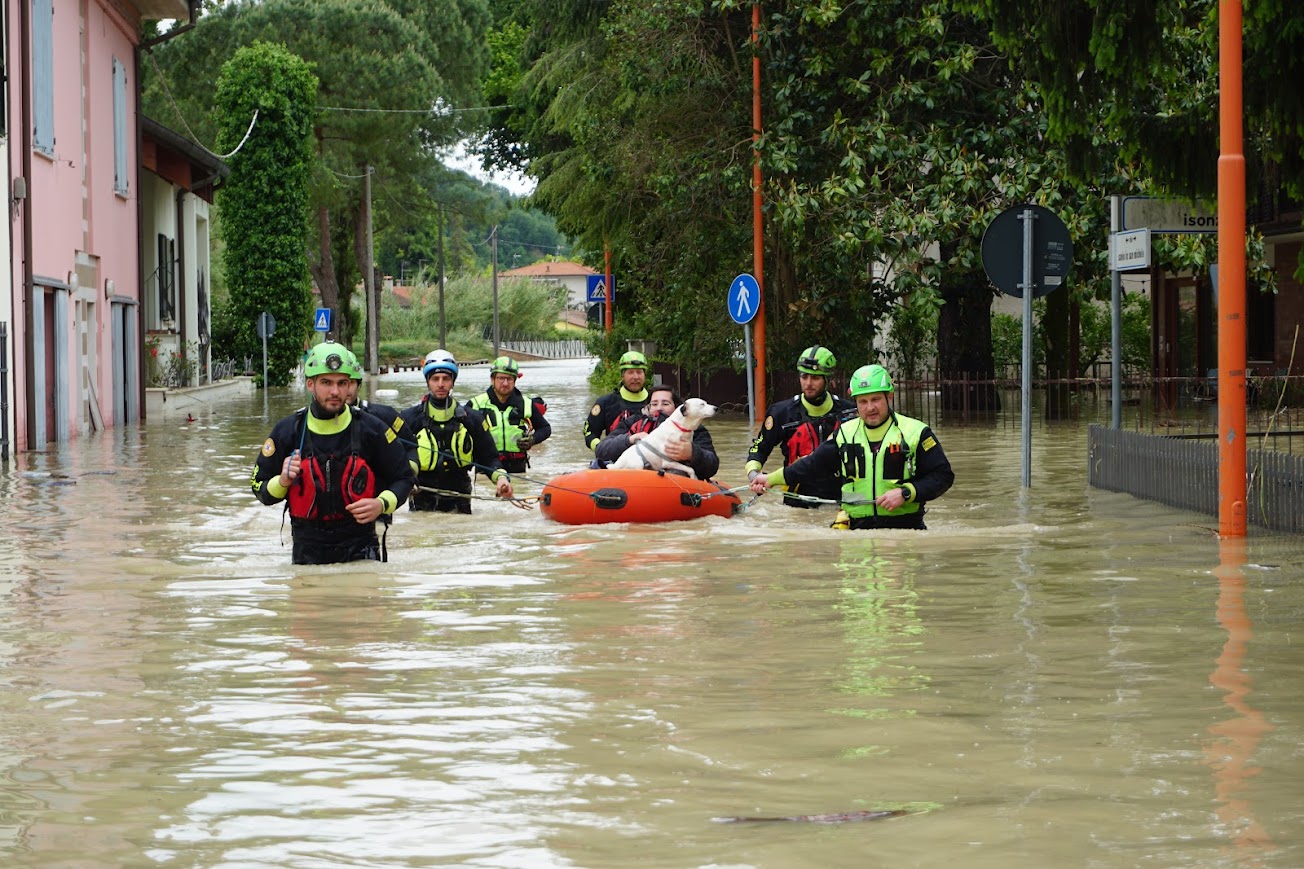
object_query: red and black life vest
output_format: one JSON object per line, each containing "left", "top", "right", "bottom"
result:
{"left": 287, "top": 414, "right": 377, "bottom": 521}
{"left": 781, "top": 398, "right": 844, "bottom": 464}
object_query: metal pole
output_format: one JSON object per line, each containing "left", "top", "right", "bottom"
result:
{"left": 262, "top": 328, "right": 269, "bottom": 417}
{"left": 491, "top": 225, "right": 500, "bottom": 356}
{"left": 751, "top": 2, "right": 767, "bottom": 428}
{"left": 1110, "top": 195, "right": 1122, "bottom": 429}
{"left": 604, "top": 243, "right": 613, "bottom": 334}
{"left": 1020, "top": 207, "right": 1035, "bottom": 488}
{"left": 1217, "top": 0, "right": 1247, "bottom": 536}
{"left": 437, "top": 205, "right": 446, "bottom": 348}
{"left": 364, "top": 165, "right": 378, "bottom": 374}
{"left": 744, "top": 325, "right": 756, "bottom": 429}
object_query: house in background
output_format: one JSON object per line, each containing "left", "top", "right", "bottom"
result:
{"left": 501, "top": 260, "right": 599, "bottom": 311}
{"left": 140, "top": 116, "right": 226, "bottom": 387}
{"left": 7, "top": 0, "right": 194, "bottom": 455}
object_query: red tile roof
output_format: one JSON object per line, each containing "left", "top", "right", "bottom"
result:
{"left": 502, "top": 260, "right": 598, "bottom": 277}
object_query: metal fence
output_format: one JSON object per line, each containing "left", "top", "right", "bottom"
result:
{"left": 876, "top": 370, "right": 1304, "bottom": 453}
{"left": 1087, "top": 424, "right": 1304, "bottom": 533}
{"left": 498, "top": 339, "right": 590, "bottom": 359}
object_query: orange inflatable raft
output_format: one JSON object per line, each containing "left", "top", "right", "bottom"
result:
{"left": 539, "top": 469, "right": 742, "bottom": 525}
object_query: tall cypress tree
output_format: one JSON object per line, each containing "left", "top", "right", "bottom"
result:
{"left": 214, "top": 42, "right": 318, "bottom": 386}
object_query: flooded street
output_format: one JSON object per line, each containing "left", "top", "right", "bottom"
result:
{"left": 1, "top": 357, "right": 1303, "bottom": 868}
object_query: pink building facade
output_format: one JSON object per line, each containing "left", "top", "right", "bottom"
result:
{"left": 7, "top": 0, "right": 190, "bottom": 455}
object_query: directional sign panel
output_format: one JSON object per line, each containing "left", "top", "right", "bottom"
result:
{"left": 314, "top": 307, "right": 332, "bottom": 332}
{"left": 586, "top": 274, "right": 615, "bottom": 303}
{"left": 1121, "top": 196, "right": 1217, "bottom": 233}
{"left": 728, "top": 274, "right": 760, "bottom": 324}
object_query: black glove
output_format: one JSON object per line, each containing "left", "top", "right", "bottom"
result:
{"left": 517, "top": 432, "right": 535, "bottom": 450}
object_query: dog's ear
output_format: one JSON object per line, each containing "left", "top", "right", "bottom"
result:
{"left": 677, "top": 404, "right": 686, "bottom": 416}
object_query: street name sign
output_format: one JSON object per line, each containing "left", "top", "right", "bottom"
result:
{"left": 1120, "top": 196, "right": 1217, "bottom": 233}
{"left": 1111, "top": 228, "right": 1152, "bottom": 271}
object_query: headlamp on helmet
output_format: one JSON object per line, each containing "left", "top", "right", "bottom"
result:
{"left": 849, "top": 363, "right": 894, "bottom": 397}
{"left": 305, "top": 342, "right": 351, "bottom": 378}
{"left": 618, "top": 350, "right": 649, "bottom": 371}
{"left": 797, "top": 345, "right": 837, "bottom": 376}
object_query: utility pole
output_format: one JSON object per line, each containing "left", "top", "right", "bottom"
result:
{"left": 364, "top": 165, "right": 379, "bottom": 374}
{"left": 491, "top": 225, "right": 500, "bottom": 356}
{"left": 751, "top": 2, "right": 767, "bottom": 423}
{"left": 437, "top": 205, "right": 447, "bottom": 348}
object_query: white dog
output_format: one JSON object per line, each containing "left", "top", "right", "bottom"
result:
{"left": 611, "top": 397, "right": 716, "bottom": 478}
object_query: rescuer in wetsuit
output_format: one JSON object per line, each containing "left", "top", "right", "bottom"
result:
{"left": 250, "top": 342, "right": 415, "bottom": 564}
{"left": 465, "top": 356, "right": 551, "bottom": 474}
{"left": 583, "top": 350, "right": 651, "bottom": 465}
{"left": 342, "top": 349, "right": 406, "bottom": 438}
{"left": 749, "top": 364, "right": 954, "bottom": 529}
{"left": 745, "top": 345, "right": 855, "bottom": 507}
{"left": 399, "top": 350, "right": 512, "bottom": 513}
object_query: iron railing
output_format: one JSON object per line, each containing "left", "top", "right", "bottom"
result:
{"left": 1088, "top": 424, "right": 1304, "bottom": 533}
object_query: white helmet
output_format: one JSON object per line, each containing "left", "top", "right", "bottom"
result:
{"left": 422, "top": 348, "right": 458, "bottom": 381}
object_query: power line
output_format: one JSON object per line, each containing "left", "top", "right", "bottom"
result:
{"left": 318, "top": 104, "right": 505, "bottom": 115}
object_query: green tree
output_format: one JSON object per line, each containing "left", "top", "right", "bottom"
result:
{"left": 966, "top": 0, "right": 1304, "bottom": 224}
{"left": 213, "top": 42, "right": 318, "bottom": 387}
{"left": 144, "top": 0, "right": 492, "bottom": 347}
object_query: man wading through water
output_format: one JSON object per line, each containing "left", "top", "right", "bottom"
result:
{"left": 749, "top": 364, "right": 954, "bottom": 529}
{"left": 250, "top": 342, "right": 415, "bottom": 564}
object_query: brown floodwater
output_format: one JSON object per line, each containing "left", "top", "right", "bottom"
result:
{"left": 0, "top": 357, "right": 1301, "bottom": 868}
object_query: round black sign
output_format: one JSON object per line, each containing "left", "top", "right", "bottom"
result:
{"left": 980, "top": 204, "right": 1073, "bottom": 299}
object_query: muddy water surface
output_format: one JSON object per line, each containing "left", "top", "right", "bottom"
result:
{"left": 0, "top": 357, "right": 1302, "bottom": 868}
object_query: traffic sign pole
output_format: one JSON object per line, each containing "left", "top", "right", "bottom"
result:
{"left": 1110, "top": 195, "right": 1122, "bottom": 429}
{"left": 743, "top": 326, "right": 756, "bottom": 428}
{"left": 1020, "top": 208, "right": 1035, "bottom": 488}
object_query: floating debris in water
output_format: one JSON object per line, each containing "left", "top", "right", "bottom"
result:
{"left": 713, "top": 809, "right": 906, "bottom": 824}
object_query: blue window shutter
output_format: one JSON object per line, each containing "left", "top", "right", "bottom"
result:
{"left": 33, "top": 0, "right": 54, "bottom": 154}
{"left": 113, "top": 57, "right": 128, "bottom": 193}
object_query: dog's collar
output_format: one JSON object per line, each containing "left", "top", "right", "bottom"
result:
{"left": 669, "top": 419, "right": 691, "bottom": 433}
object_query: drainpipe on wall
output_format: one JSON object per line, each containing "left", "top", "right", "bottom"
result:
{"left": 175, "top": 185, "right": 185, "bottom": 370}
{"left": 18, "top": 0, "right": 34, "bottom": 449}
{"left": 134, "top": 0, "right": 199, "bottom": 419}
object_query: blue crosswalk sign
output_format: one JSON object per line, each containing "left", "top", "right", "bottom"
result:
{"left": 314, "top": 308, "right": 332, "bottom": 332}
{"left": 728, "top": 274, "right": 760, "bottom": 324}
{"left": 586, "top": 275, "right": 614, "bottom": 304}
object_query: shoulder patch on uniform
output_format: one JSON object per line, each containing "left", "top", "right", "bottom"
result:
{"left": 482, "top": 418, "right": 491, "bottom": 431}
{"left": 591, "top": 403, "right": 602, "bottom": 416}
{"left": 385, "top": 428, "right": 397, "bottom": 443}
{"left": 922, "top": 436, "right": 937, "bottom": 451}
{"left": 764, "top": 415, "right": 774, "bottom": 430}
{"left": 261, "top": 437, "right": 276, "bottom": 457}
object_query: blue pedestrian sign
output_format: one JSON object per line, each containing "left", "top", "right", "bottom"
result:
{"left": 586, "top": 275, "right": 615, "bottom": 304}
{"left": 728, "top": 274, "right": 760, "bottom": 324}
{"left": 314, "top": 307, "right": 332, "bottom": 332}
